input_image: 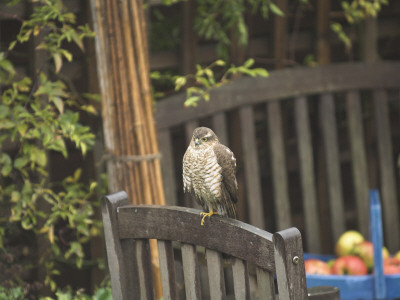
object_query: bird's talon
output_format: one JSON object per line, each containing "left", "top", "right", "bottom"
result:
{"left": 200, "top": 210, "right": 218, "bottom": 226}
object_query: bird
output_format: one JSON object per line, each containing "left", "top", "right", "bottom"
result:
{"left": 182, "top": 127, "right": 238, "bottom": 226}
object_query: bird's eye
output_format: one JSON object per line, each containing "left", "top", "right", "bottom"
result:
{"left": 201, "top": 137, "right": 208, "bottom": 142}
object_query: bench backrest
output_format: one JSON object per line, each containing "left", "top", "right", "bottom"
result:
{"left": 155, "top": 62, "right": 400, "bottom": 253}
{"left": 102, "top": 191, "right": 308, "bottom": 299}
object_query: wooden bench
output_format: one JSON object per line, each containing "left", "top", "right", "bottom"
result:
{"left": 102, "top": 191, "right": 339, "bottom": 299}
{"left": 155, "top": 61, "right": 400, "bottom": 254}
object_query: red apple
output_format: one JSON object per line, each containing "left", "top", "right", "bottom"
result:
{"left": 331, "top": 255, "right": 368, "bottom": 275}
{"left": 335, "top": 230, "right": 364, "bottom": 257}
{"left": 305, "top": 259, "right": 331, "bottom": 275}
{"left": 383, "top": 257, "right": 400, "bottom": 275}
{"left": 353, "top": 241, "right": 390, "bottom": 270}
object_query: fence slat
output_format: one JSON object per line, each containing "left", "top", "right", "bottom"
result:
{"left": 206, "top": 249, "right": 226, "bottom": 300}
{"left": 373, "top": 90, "right": 399, "bottom": 251}
{"left": 239, "top": 106, "right": 265, "bottom": 229}
{"left": 181, "top": 243, "right": 202, "bottom": 300}
{"left": 256, "top": 267, "right": 276, "bottom": 300}
{"left": 267, "top": 101, "right": 291, "bottom": 230}
{"left": 345, "top": 91, "right": 369, "bottom": 237}
{"left": 158, "top": 130, "right": 177, "bottom": 205}
{"left": 232, "top": 258, "right": 250, "bottom": 300}
{"left": 319, "top": 94, "right": 345, "bottom": 242}
{"left": 157, "top": 240, "right": 177, "bottom": 299}
{"left": 212, "top": 112, "right": 229, "bottom": 146}
{"left": 294, "top": 97, "right": 321, "bottom": 253}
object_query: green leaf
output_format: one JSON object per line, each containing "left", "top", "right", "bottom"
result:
{"left": 14, "top": 157, "right": 29, "bottom": 169}
{"left": 52, "top": 53, "right": 62, "bottom": 73}
{"left": 52, "top": 96, "right": 64, "bottom": 114}
{"left": 270, "top": 3, "right": 285, "bottom": 17}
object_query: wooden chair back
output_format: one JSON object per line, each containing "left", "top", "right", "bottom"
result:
{"left": 155, "top": 62, "right": 400, "bottom": 253}
{"left": 102, "top": 191, "right": 309, "bottom": 299}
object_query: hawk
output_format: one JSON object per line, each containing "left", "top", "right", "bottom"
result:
{"left": 183, "top": 127, "right": 238, "bottom": 225}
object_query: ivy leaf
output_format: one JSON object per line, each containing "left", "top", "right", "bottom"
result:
{"left": 52, "top": 96, "right": 64, "bottom": 114}
{"left": 270, "top": 3, "right": 284, "bottom": 17}
{"left": 52, "top": 53, "right": 63, "bottom": 73}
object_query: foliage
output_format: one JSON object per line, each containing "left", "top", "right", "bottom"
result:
{"left": 43, "top": 287, "right": 112, "bottom": 300}
{"left": 0, "top": 0, "right": 103, "bottom": 295}
{"left": 332, "top": 0, "right": 388, "bottom": 52}
{"left": 174, "top": 58, "right": 268, "bottom": 107}
{"left": 0, "top": 285, "right": 112, "bottom": 300}
{"left": 194, "top": 0, "right": 283, "bottom": 60}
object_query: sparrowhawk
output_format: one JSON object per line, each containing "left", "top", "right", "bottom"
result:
{"left": 183, "top": 127, "right": 238, "bottom": 225}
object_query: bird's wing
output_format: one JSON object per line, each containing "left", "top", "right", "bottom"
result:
{"left": 213, "top": 144, "right": 238, "bottom": 204}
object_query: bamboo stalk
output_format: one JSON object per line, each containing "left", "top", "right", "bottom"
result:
{"left": 90, "top": 0, "right": 166, "bottom": 298}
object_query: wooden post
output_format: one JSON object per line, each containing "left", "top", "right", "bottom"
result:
{"left": 315, "top": 0, "right": 332, "bottom": 253}
{"left": 273, "top": 0, "right": 288, "bottom": 69}
{"left": 317, "top": 0, "right": 331, "bottom": 64}
{"left": 90, "top": 0, "right": 165, "bottom": 298}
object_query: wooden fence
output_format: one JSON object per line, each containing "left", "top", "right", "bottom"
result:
{"left": 155, "top": 62, "right": 400, "bottom": 254}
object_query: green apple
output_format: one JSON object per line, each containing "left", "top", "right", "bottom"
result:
{"left": 335, "top": 230, "right": 364, "bottom": 257}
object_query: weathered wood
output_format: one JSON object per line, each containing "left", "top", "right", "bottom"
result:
{"left": 316, "top": 0, "right": 331, "bottom": 64}
{"left": 185, "top": 120, "right": 199, "bottom": 144}
{"left": 157, "top": 130, "right": 177, "bottom": 206}
{"left": 181, "top": 243, "right": 202, "bottom": 300}
{"left": 103, "top": 192, "right": 309, "bottom": 299}
{"left": 319, "top": 94, "right": 345, "bottom": 242}
{"left": 135, "top": 239, "right": 155, "bottom": 300}
{"left": 117, "top": 204, "right": 275, "bottom": 271}
{"left": 294, "top": 97, "right": 321, "bottom": 253}
{"left": 232, "top": 258, "right": 250, "bottom": 300}
{"left": 256, "top": 267, "right": 276, "bottom": 300}
{"left": 212, "top": 112, "right": 229, "bottom": 146}
{"left": 345, "top": 91, "right": 369, "bottom": 237}
{"left": 205, "top": 249, "right": 226, "bottom": 300}
{"left": 373, "top": 90, "right": 399, "bottom": 252}
{"left": 273, "top": 228, "right": 308, "bottom": 300}
{"left": 157, "top": 240, "right": 178, "bottom": 299}
{"left": 273, "top": 0, "right": 288, "bottom": 69}
{"left": 267, "top": 100, "right": 291, "bottom": 230}
{"left": 155, "top": 62, "right": 400, "bottom": 130}
{"left": 101, "top": 192, "right": 130, "bottom": 299}
{"left": 363, "top": 17, "right": 378, "bottom": 62}
{"left": 120, "top": 238, "right": 139, "bottom": 298}
{"left": 239, "top": 106, "right": 265, "bottom": 229}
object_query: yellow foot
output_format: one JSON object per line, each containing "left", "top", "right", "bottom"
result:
{"left": 200, "top": 209, "right": 218, "bottom": 226}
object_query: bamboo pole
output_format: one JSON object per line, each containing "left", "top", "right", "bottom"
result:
{"left": 90, "top": 0, "right": 165, "bottom": 298}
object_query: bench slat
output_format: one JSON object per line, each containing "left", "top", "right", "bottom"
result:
{"left": 135, "top": 239, "right": 154, "bottom": 300}
{"left": 294, "top": 96, "right": 321, "bottom": 253}
{"left": 206, "top": 248, "right": 226, "bottom": 300}
{"left": 345, "top": 91, "right": 369, "bottom": 237}
{"left": 181, "top": 243, "right": 202, "bottom": 299}
{"left": 239, "top": 105, "right": 265, "bottom": 229}
{"left": 373, "top": 90, "right": 399, "bottom": 251}
{"left": 232, "top": 258, "right": 250, "bottom": 300}
{"left": 157, "top": 240, "right": 178, "bottom": 299}
{"left": 256, "top": 267, "right": 276, "bottom": 300}
{"left": 267, "top": 100, "right": 291, "bottom": 230}
{"left": 319, "top": 93, "right": 345, "bottom": 242}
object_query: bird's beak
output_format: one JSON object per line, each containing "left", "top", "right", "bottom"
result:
{"left": 194, "top": 138, "right": 200, "bottom": 146}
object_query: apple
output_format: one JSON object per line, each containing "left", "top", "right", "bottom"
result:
{"left": 331, "top": 255, "right": 368, "bottom": 275}
{"left": 394, "top": 250, "right": 400, "bottom": 261}
{"left": 335, "top": 230, "right": 364, "bottom": 257}
{"left": 305, "top": 259, "right": 331, "bottom": 275}
{"left": 352, "top": 241, "right": 390, "bottom": 270}
{"left": 383, "top": 257, "right": 400, "bottom": 275}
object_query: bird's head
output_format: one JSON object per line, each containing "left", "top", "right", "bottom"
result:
{"left": 192, "top": 127, "right": 219, "bottom": 148}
